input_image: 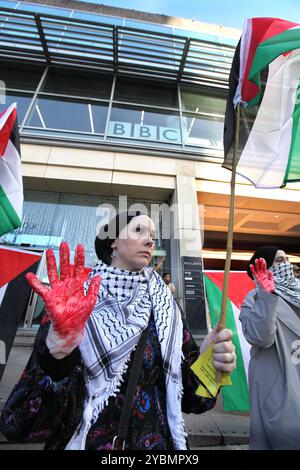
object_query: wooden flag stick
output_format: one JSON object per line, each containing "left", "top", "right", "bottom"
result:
{"left": 219, "top": 103, "right": 241, "bottom": 330}
{"left": 215, "top": 103, "right": 241, "bottom": 386}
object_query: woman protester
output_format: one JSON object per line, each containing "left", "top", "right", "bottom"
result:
{"left": 240, "top": 246, "right": 300, "bottom": 450}
{"left": 0, "top": 212, "right": 236, "bottom": 450}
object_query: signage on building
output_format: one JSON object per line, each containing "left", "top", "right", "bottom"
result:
{"left": 182, "top": 256, "right": 207, "bottom": 335}
{"left": 108, "top": 121, "right": 181, "bottom": 143}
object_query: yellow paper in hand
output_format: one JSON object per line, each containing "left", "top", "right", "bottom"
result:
{"left": 190, "top": 343, "right": 232, "bottom": 398}
{"left": 195, "top": 384, "right": 214, "bottom": 398}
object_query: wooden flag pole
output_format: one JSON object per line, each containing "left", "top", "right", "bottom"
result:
{"left": 219, "top": 102, "right": 241, "bottom": 330}
{"left": 215, "top": 103, "right": 241, "bottom": 386}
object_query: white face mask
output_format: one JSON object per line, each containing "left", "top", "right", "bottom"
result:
{"left": 268, "top": 261, "right": 300, "bottom": 308}
{"left": 269, "top": 261, "right": 294, "bottom": 283}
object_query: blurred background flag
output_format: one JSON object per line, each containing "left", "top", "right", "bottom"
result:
{"left": 204, "top": 271, "right": 255, "bottom": 412}
{"left": 0, "top": 246, "right": 42, "bottom": 382}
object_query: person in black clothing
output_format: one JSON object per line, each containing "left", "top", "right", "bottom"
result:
{"left": 0, "top": 212, "right": 236, "bottom": 450}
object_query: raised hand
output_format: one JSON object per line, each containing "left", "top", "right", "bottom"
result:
{"left": 250, "top": 257, "right": 275, "bottom": 293}
{"left": 25, "top": 242, "right": 101, "bottom": 358}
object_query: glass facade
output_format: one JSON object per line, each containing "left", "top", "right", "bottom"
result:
{"left": 0, "top": 60, "right": 226, "bottom": 154}
{"left": 0, "top": 189, "right": 168, "bottom": 327}
{"left": 0, "top": 190, "right": 168, "bottom": 267}
{"left": 114, "top": 77, "right": 178, "bottom": 108}
{"left": 0, "top": 0, "right": 233, "bottom": 157}
{"left": 0, "top": 1, "right": 233, "bottom": 331}
{"left": 0, "top": 1, "right": 238, "bottom": 46}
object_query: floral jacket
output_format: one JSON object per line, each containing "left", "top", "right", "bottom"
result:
{"left": 0, "top": 314, "right": 216, "bottom": 450}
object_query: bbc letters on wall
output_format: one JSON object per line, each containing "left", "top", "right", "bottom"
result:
{"left": 108, "top": 121, "right": 181, "bottom": 143}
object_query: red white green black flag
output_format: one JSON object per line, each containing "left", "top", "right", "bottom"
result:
{"left": 0, "top": 103, "right": 23, "bottom": 236}
{"left": 224, "top": 17, "right": 300, "bottom": 188}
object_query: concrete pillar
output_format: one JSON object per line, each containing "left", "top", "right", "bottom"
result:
{"left": 170, "top": 162, "right": 204, "bottom": 323}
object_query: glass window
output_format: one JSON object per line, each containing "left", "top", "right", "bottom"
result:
{"left": 43, "top": 22, "right": 113, "bottom": 55}
{"left": 114, "top": 77, "right": 178, "bottom": 108}
{"left": 25, "top": 96, "right": 108, "bottom": 134}
{"left": 0, "top": 61, "right": 44, "bottom": 91}
{"left": 0, "top": 92, "right": 33, "bottom": 124}
{"left": 220, "top": 36, "right": 238, "bottom": 47}
{"left": 0, "top": 1, "right": 18, "bottom": 7}
{"left": 22, "top": 128, "right": 106, "bottom": 142}
{"left": 174, "top": 28, "right": 219, "bottom": 43}
{"left": 92, "top": 102, "right": 109, "bottom": 133}
{"left": 1, "top": 190, "right": 100, "bottom": 266}
{"left": 124, "top": 19, "right": 172, "bottom": 35}
{"left": 41, "top": 68, "right": 113, "bottom": 99}
{"left": 17, "top": 3, "right": 71, "bottom": 17}
{"left": 0, "top": 189, "right": 169, "bottom": 328}
{"left": 108, "top": 105, "right": 181, "bottom": 144}
{"left": 182, "top": 112, "right": 224, "bottom": 149}
{"left": 0, "top": 190, "right": 168, "bottom": 267}
{"left": 180, "top": 86, "right": 226, "bottom": 115}
{"left": 72, "top": 11, "right": 123, "bottom": 26}
{"left": 117, "top": 30, "right": 179, "bottom": 71}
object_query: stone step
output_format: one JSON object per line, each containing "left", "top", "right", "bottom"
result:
{"left": 0, "top": 428, "right": 249, "bottom": 450}
{"left": 12, "top": 329, "right": 37, "bottom": 348}
{"left": 15, "top": 329, "right": 38, "bottom": 337}
{"left": 191, "top": 444, "right": 249, "bottom": 450}
{"left": 12, "top": 337, "right": 35, "bottom": 348}
{"left": 188, "top": 433, "right": 249, "bottom": 448}
{"left": 0, "top": 442, "right": 44, "bottom": 450}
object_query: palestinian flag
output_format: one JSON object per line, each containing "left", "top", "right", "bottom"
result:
{"left": 0, "top": 246, "right": 41, "bottom": 380}
{"left": 0, "top": 103, "right": 23, "bottom": 236}
{"left": 223, "top": 17, "right": 300, "bottom": 188}
{"left": 204, "top": 271, "right": 255, "bottom": 412}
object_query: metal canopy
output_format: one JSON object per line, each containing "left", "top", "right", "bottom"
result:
{"left": 0, "top": 6, "right": 234, "bottom": 87}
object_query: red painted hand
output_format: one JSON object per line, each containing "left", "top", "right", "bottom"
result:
{"left": 250, "top": 257, "right": 275, "bottom": 293}
{"left": 26, "top": 242, "right": 101, "bottom": 355}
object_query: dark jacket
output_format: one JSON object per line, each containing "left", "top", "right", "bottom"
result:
{"left": 0, "top": 318, "right": 215, "bottom": 450}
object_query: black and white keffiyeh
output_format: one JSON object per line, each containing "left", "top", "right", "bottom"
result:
{"left": 65, "top": 261, "right": 187, "bottom": 450}
{"left": 269, "top": 261, "right": 300, "bottom": 308}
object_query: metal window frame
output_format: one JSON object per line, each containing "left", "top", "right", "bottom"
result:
{"left": 0, "top": 1, "right": 232, "bottom": 156}
{"left": 0, "top": 5, "right": 235, "bottom": 86}
{"left": 37, "top": 91, "right": 111, "bottom": 103}
{"left": 3, "top": 65, "right": 226, "bottom": 154}
{"left": 19, "top": 65, "right": 48, "bottom": 130}
{"left": 20, "top": 131, "right": 224, "bottom": 162}
{"left": 23, "top": 124, "right": 106, "bottom": 137}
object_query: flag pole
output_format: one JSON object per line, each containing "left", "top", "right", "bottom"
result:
{"left": 219, "top": 102, "right": 241, "bottom": 329}
{"left": 214, "top": 103, "right": 241, "bottom": 386}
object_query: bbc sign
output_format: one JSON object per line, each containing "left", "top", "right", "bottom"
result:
{"left": 108, "top": 121, "right": 181, "bottom": 143}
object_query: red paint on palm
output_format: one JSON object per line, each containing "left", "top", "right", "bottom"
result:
{"left": 250, "top": 257, "right": 275, "bottom": 293}
{"left": 25, "top": 242, "right": 101, "bottom": 340}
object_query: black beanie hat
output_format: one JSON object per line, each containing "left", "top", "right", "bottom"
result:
{"left": 246, "top": 245, "right": 279, "bottom": 279}
{"left": 95, "top": 211, "right": 147, "bottom": 265}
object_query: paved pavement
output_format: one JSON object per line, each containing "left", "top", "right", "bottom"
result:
{"left": 0, "top": 346, "right": 250, "bottom": 450}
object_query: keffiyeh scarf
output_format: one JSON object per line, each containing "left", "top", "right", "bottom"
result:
{"left": 65, "top": 261, "right": 187, "bottom": 450}
{"left": 269, "top": 261, "right": 300, "bottom": 308}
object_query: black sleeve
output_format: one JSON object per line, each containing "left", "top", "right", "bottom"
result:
{"left": 0, "top": 321, "right": 85, "bottom": 446}
{"left": 181, "top": 316, "right": 217, "bottom": 414}
{"left": 38, "top": 346, "right": 81, "bottom": 382}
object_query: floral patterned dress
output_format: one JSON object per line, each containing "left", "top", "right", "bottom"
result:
{"left": 0, "top": 313, "right": 216, "bottom": 450}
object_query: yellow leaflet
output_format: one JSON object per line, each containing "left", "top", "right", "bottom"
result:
{"left": 190, "top": 343, "right": 232, "bottom": 398}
